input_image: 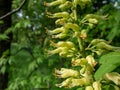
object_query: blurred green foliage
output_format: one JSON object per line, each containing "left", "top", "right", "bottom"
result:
{"left": 0, "top": 0, "right": 120, "bottom": 90}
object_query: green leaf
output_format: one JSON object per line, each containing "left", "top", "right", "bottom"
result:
{"left": 0, "top": 34, "right": 9, "bottom": 40}
{"left": 0, "top": 20, "right": 3, "bottom": 24}
{"left": 94, "top": 52, "right": 120, "bottom": 80}
{"left": 0, "top": 66, "right": 6, "bottom": 74}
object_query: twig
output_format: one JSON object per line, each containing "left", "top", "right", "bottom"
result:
{"left": 0, "top": 0, "right": 27, "bottom": 20}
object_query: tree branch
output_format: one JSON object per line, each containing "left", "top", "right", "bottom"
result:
{"left": 0, "top": 0, "right": 27, "bottom": 20}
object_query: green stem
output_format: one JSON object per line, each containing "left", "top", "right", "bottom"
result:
{"left": 73, "top": 8, "right": 77, "bottom": 21}
{"left": 77, "top": 37, "right": 83, "bottom": 52}
{"left": 73, "top": 0, "right": 77, "bottom": 21}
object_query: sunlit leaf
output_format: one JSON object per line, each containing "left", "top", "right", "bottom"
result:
{"left": 94, "top": 52, "right": 120, "bottom": 80}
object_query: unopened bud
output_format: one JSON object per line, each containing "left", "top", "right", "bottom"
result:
{"left": 59, "top": 1, "right": 72, "bottom": 10}
{"left": 88, "top": 23, "right": 94, "bottom": 29}
{"left": 55, "top": 41, "right": 75, "bottom": 48}
{"left": 64, "top": 23, "right": 80, "bottom": 32}
{"left": 53, "top": 33, "right": 67, "bottom": 38}
{"left": 80, "top": 0, "right": 91, "bottom": 4}
{"left": 55, "top": 18, "right": 67, "bottom": 25}
{"left": 47, "top": 27, "right": 65, "bottom": 35}
{"left": 88, "top": 18, "right": 98, "bottom": 24}
{"left": 52, "top": 12, "right": 70, "bottom": 18}
{"left": 88, "top": 39, "right": 107, "bottom": 47}
{"left": 96, "top": 42, "right": 115, "bottom": 51}
{"left": 44, "top": 0, "right": 66, "bottom": 6}
{"left": 48, "top": 47, "right": 63, "bottom": 55}
{"left": 113, "top": 85, "right": 120, "bottom": 90}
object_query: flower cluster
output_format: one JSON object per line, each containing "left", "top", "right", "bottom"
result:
{"left": 48, "top": 41, "right": 77, "bottom": 57}
{"left": 45, "top": 0, "right": 120, "bottom": 89}
{"left": 54, "top": 55, "right": 97, "bottom": 88}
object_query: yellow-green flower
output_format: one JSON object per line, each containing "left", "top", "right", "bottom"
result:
{"left": 71, "top": 58, "right": 88, "bottom": 66}
{"left": 104, "top": 72, "right": 120, "bottom": 85}
{"left": 54, "top": 68, "right": 79, "bottom": 78}
{"left": 93, "top": 81, "right": 102, "bottom": 90}
{"left": 85, "top": 86, "right": 94, "bottom": 90}
{"left": 56, "top": 77, "right": 91, "bottom": 88}
{"left": 88, "top": 18, "right": 98, "bottom": 24}
{"left": 86, "top": 55, "right": 97, "bottom": 69}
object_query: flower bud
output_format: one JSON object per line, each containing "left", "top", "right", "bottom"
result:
{"left": 55, "top": 41, "right": 66, "bottom": 47}
{"left": 55, "top": 78, "right": 72, "bottom": 88}
{"left": 80, "top": 0, "right": 91, "bottom": 4}
{"left": 74, "top": 0, "right": 79, "bottom": 5}
{"left": 53, "top": 33, "right": 67, "bottom": 38}
{"left": 88, "top": 39, "right": 107, "bottom": 47}
{"left": 94, "top": 50, "right": 103, "bottom": 56}
{"left": 104, "top": 72, "right": 120, "bottom": 85}
{"left": 64, "top": 23, "right": 80, "bottom": 32}
{"left": 55, "top": 18, "right": 67, "bottom": 25}
{"left": 66, "top": 53, "right": 74, "bottom": 57}
{"left": 88, "top": 18, "right": 98, "bottom": 24}
{"left": 88, "top": 23, "right": 94, "bottom": 29}
{"left": 48, "top": 47, "right": 63, "bottom": 55}
{"left": 85, "top": 14, "right": 107, "bottom": 20}
{"left": 47, "top": 27, "right": 65, "bottom": 35}
{"left": 77, "top": 0, "right": 91, "bottom": 8}
{"left": 93, "top": 81, "right": 102, "bottom": 90}
{"left": 59, "top": 50, "right": 68, "bottom": 57}
{"left": 54, "top": 68, "right": 79, "bottom": 78}
{"left": 71, "top": 58, "right": 88, "bottom": 66}
{"left": 96, "top": 42, "right": 115, "bottom": 51}
{"left": 113, "top": 85, "right": 120, "bottom": 90}
{"left": 59, "top": 1, "right": 72, "bottom": 10}
{"left": 52, "top": 12, "right": 70, "bottom": 18}
{"left": 80, "top": 64, "right": 93, "bottom": 77}
{"left": 85, "top": 86, "right": 94, "bottom": 90}
{"left": 69, "top": 78, "right": 91, "bottom": 88}
{"left": 44, "top": 0, "right": 66, "bottom": 6}
{"left": 55, "top": 41, "right": 75, "bottom": 48}
{"left": 80, "top": 29, "right": 87, "bottom": 40}
{"left": 66, "top": 41, "right": 75, "bottom": 48}
{"left": 86, "top": 55, "right": 97, "bottom": 69}
{"left": 56, "top": 77, "right": 91, "bottom": 88}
